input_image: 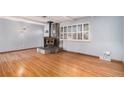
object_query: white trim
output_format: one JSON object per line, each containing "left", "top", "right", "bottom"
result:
{"left": 60, "top": 21, "right": 91, "bottom": 42}
{"left": 62, "top": 39, "right": 91, "bottom": 42}
{"left": 0, "top": 16, "right": 45, "bottom": 25}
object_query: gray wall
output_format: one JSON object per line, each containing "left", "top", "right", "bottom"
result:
{"left": 122, "top": 17, "right": 124, "bottom": 62}
{"left": 61, "top": 16, "right": 123, "bottom": 61}
{"left": 0, "top": 18, "right": 44, "bottom": 52}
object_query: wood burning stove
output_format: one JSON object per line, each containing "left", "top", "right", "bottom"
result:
{"left": 37, "top": 20, "right": 60, "bottom": 54}
{"left": 44, "top": 37, "right": 55, "bottom": 47}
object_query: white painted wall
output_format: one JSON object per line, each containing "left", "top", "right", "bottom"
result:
{"left": 0, "top": 18, "right": 44, "bottom": 52}
{"left": 61, "top": 16, "right": 123, "bottom": 61}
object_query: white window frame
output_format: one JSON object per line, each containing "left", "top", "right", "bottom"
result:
{"left": 60, "top": 21, "right": 91, "bottom": 42}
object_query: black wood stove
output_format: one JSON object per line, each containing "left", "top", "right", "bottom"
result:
{"left": 37, "top": 21, "right": 60, "bottom": 54}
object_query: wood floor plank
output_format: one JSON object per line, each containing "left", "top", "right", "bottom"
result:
{"left": 0, "top": 49, "right": 123, "bottom": 77}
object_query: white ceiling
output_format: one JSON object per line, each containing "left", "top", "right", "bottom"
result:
{"left": 0, "top": 16, "right": 85, "bottom": 25}
{"left": 15, "top": 16, "right": 85, "bottom": 23}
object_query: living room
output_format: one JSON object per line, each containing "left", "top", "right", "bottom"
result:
{"left": 0, "top": 16, "right": 123, "bottom": 77}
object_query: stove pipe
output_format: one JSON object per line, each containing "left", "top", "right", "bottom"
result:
{"left": 47, "top": 21, "right": 53, "bottom": 37}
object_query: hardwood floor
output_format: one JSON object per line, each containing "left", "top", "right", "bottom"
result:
{"left": 0, "top": 49, "right": 124, "bottom": 77}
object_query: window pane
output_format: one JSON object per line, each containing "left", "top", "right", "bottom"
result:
{"left": 60, "top": 33, "right": 63, "bottom": 39}
{"left": 73, "top": 33, "right": 77, "bottom": 39}
{"left": 83, "top": 32, "right": 89, "bottom": 40}
{"left": 78, "top": 33, "right": 82, "bottom": 40}
{"left": 78, "top": 24, "right": 82, "bottom": 32}
{"left": 64, "top": 27, "right": 67, "bottom": 32}
{"left": 68, "top": 33, "right": 72, "bottom": 39}
{"left": 84, "top": 24, "right": 89, "bottom": 31}
{"left": 68, "top": 26, "right": 72, "bottom": 32}
{"left": 60, "top": 27, "right": 63, "bottom": 33}
{"left": 64, "top": 33, "right": 67, "bottom": 39}
{"left": 60, "top": 27, "right": 63, "bottom": 39}
{"left": 72, "top": 25, "right": 77, "bottom": 32}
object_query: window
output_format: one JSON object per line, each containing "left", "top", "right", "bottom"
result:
{"left": 72, "top": 25, "right": 77, "bottom": 39}
{"left": 68, "top": 26, "right": 72, "bottom": 39}
{"left": 83, "top": 23, "right": 90, "bottom": 40}
{"left": 60, "top": 27, "right": 63, "bottom": 39}
{"left": 78, "top": 24, "right": 83, "bottom": 40}
{"left": 63, "top": 26, "right": 67, "bottom": 39}
{"left": 60, "top": 22, "right": 90, "bottom": 41}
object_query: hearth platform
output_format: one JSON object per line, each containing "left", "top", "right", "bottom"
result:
{"left": 37, "top": 47, "right": 59, "bottom": 54}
